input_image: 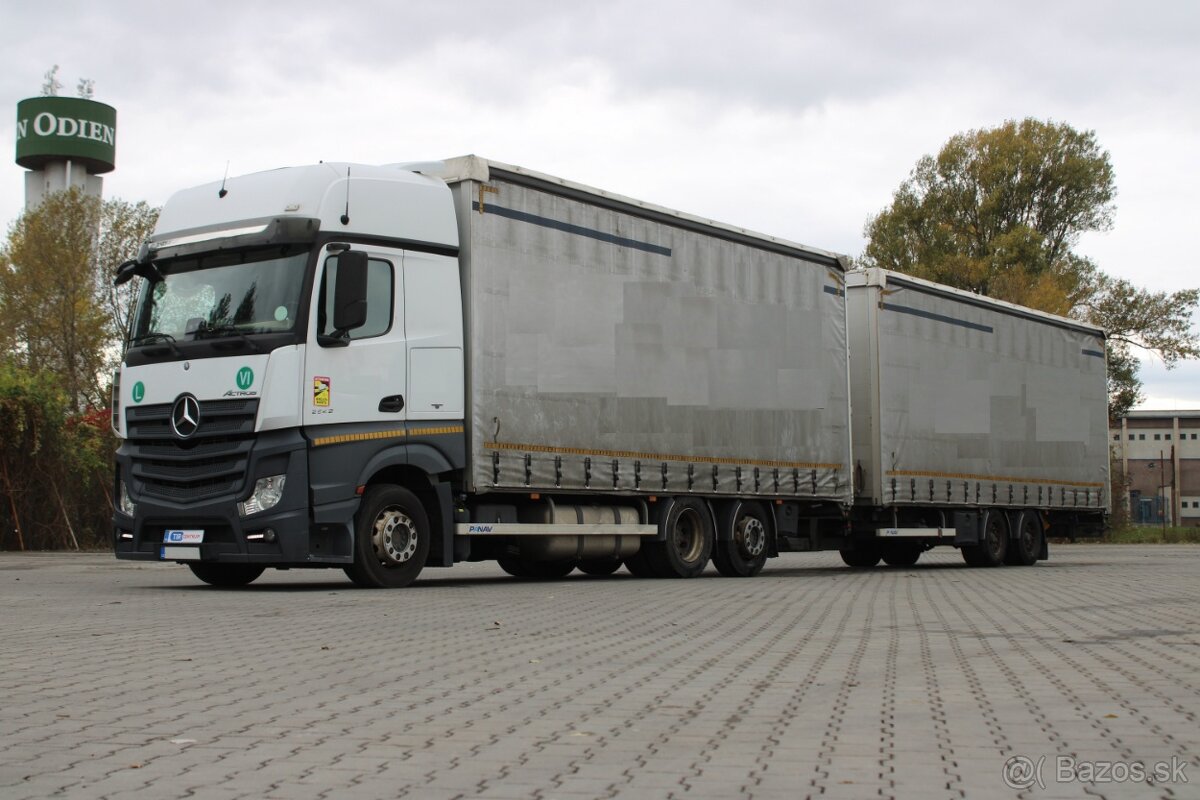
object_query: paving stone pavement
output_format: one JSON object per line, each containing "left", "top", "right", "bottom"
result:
{"left": 1, "top": 545, "right": 1197, "bottom": 800}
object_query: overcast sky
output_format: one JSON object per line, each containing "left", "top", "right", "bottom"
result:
{"left": 1, "top": 1, "right": 1197, "bottom": 409}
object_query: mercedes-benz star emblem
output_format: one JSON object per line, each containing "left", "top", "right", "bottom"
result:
{"left": 171, "top": 394, "right": 201, "bottom": 439}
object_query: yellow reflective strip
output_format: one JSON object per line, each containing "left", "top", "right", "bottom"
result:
{"left": 886, "top": 469, "right": 1103, "bottom": 489}
{"left": 312, "top": 425, "right": 463, "bottom": 448}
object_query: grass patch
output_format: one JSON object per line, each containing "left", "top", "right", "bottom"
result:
{"left": 1103, "top": 525, "right": 1200, "bottom": 544}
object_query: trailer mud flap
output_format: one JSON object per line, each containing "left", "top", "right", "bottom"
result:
{"left": 953, "top": 511, "right": 980, "bottom": 545}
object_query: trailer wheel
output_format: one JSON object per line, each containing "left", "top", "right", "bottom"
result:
{"left": 839, "top": 544, "right": 881, "bottom": 568}
{"left": 712, "top": 501, "right": 769, "bottom": 577}
{"left": 881, "top": 542, "right": 922, "bottom": 567}
{"left": 1005, "top": 513, "right": 1041, "bottom": 566}
{"left": 644, "top": 498, "right": 713, "bottom": 578}
{"left": 344, "top": 485, "right": 429, "bottom": 588}
{"left": 187, "top": 563, "right": 265, "bottom": 587}
{"left": 962, "top": 512, "right": 1007, "bottom": 567}
{"left": 578, "top": 557, "right": 623, "bottom": 576}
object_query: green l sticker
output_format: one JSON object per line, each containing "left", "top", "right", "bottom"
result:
{"left": 236, "top": 367, "right": 254, "bottom": 390}
{"left": 132, "top": 381, "right": 145, "bottom": 403}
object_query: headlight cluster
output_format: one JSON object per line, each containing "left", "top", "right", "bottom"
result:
{"left": 238, "top": 475, "right": 286, "bottom": 517}
{"left": 119, "top": 481, "right": 137, "bottom": 517}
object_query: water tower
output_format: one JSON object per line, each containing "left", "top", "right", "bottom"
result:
{"left": 14, "top": 78, "right": 116, "bottom": 209}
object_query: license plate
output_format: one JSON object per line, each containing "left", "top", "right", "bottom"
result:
{"left": 161, "top": 546, "right": 201, "bottom": 561}
{"left": 164, "top": 529, "right": 204, "bottom": 544}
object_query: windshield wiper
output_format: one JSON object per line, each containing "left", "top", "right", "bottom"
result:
{"left": 128, "top": 331, "right": 181, "bottom": 356}
{"left": 195, "top": 324, "right": 263, "bottom": 353}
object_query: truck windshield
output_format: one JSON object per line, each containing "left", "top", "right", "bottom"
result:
{"left": 131, "top": 247, "right": 309, "bottom": 343}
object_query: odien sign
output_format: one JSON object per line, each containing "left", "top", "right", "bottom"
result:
{"left": 15, "top": 96, "right": 117, "bottom": 174}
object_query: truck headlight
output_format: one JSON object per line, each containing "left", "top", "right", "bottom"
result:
{"left": 119, "top": 481, "right": 137, "bottom": 516}
{"left": 238, "top": 475, "right": 286, "bottom": 517}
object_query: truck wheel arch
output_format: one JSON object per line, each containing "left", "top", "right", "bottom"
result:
{"left": 356, "top": 459, "right": 454, "bottom": 569}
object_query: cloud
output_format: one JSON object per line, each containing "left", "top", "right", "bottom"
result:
{"left": 1, "top": 1, "right": 1196, "bottom": 408}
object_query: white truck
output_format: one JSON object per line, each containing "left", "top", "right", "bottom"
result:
{"left": 111, "top": 157, "right": 1108, "bottom": 587}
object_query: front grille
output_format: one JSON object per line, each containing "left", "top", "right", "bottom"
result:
{"left": 126, "top": 399, "right": 259, "bottom": 503}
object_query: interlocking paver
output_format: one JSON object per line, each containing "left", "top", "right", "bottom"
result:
{"left": 2, "top": 546, "right": 1198, "bottom": 798}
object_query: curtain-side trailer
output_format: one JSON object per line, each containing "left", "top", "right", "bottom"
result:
{"left": 842, "top": 268, "right": 1109, "bottom": 567}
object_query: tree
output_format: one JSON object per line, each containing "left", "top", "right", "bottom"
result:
{"left": 0, "top": 190, "right": 158, "bottom": 411}
{"left": 0, "top": 359, "right": 116, "bottom": 551}
{"left": 0, "top": 191, "right": 158, "bottom": 550}
{"left": 861, "top": 118, "right": 1198, "bottom": 419}
{"left": 95, "top": 198, "right": 160, "bottom": 349}
{"left": 0, "top": 189, "right": 109, "bottom": 410}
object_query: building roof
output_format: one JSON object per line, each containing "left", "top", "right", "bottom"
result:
{"left": 1120, "top": 410, "right": 1200, "bottom": 420}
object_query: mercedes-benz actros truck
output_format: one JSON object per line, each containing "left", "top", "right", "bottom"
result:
{"left": 112, "top": 157, "right": 1108, "bottom": 587}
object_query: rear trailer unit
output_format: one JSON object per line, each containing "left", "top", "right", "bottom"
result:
{"left": 844, "top": 268, "right": 1109, "bottom": 567}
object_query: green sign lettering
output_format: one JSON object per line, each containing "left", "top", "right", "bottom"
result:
{"left": 236, "top": 367, "right": 254, "bottom": 390}
{"left": 131, "top": 381, "right": 145, "bottom": 403}
{"left": 14, "top": 96, "right": 117, "bottom": 174}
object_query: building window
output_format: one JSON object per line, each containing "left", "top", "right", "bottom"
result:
{"left": 1154, "top": 434, "right": 1161, "bottom": 440}
{"left": 1166, "top": 434, "right": 1172, "bottom": 440}
{"left": 1139, "top": 434, "right": 1146, "bottom": 440}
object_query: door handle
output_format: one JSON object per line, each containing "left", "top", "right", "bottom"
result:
{"left": 378, "top": 395, "right": 405, "bottom": 413}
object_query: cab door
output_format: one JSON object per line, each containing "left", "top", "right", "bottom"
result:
{"left": 304, "top": 245, "right": 407, "bottom": 427}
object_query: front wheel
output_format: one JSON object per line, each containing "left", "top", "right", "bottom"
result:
{"left": 344, "top": 485, "right": 430, "bottom": 588}
{"left": 188, "top": 563, "right": 265, "bottom": 587}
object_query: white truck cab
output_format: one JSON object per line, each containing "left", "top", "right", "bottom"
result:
{"left": 114, "top": 163, "right": 466, "bottom": 586}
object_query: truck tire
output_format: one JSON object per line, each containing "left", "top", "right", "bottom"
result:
{"left": 839, "top": 544, "right": 881, "bottom": 568}
{"left": 643, "top": 498, "right": 713, "bottom": 578}
{"left": 344, "top": 485, "right": 430, "bottom": 588}
{"left": 578, "top": 557, "right": 623, "bottom": 576}
{"left": 1005, "top": 513, "right": 1041, "bottom": 566}
{"left": 881, "top": 542, "right": 922, "bottom": 567}
{"left": 187, "top": 563, "right": 265, "bottom": 587}
{"left": 712, "top": 501, "right": 769, "bottom": 577}
{"left": 962, "top": 512, "right": 1007, "bottom": 567}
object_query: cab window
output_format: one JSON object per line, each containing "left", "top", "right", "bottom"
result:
{"left": 318, "top": 255, "right": 394, "bottom": 339}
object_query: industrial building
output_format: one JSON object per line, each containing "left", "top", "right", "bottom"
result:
{"left": 1112, "top": 410, "right": 1200, "bottom": 526}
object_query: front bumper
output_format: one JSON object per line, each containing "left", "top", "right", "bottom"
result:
{"left": 113, "top": 429, "right": 356, "bottom": 566}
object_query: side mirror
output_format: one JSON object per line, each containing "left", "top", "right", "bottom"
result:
{"left": 114, "top": 259, "right": 138, "bottom": 286}
{"left": 332, "top": 250, "right": 368, "bottom": 333}
{"left": 113, "top": 257, "right": 164, "bottom": 286}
